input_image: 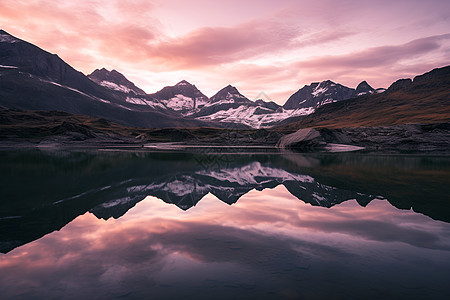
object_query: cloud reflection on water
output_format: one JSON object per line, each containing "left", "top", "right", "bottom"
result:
{"left": 1, "top": 151, "right": 450, "bottom": 299}
{"left": 1, "top": 185, "right": 450, "bottom": 299}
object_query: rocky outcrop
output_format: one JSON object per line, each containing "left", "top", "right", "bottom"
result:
{"left": 276, "top": 128, "right": 322, "bottom": 149}
{"left": 387, "top": 78, "right": 413, "bottom": 92}
{"left": 341, "top": 123, "right": 450, "bottom": 152}
{"left": 277, "top": 123, "right": 450, "bottom": 153}
{"left": 355, "top": 81, "right": 375, "bottom": 95}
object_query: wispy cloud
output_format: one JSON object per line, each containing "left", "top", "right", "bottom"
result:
{"left": 149, "top": 20, "right": 302, "bottom": 68}
{"left": 296, "top": 34, "right": 450, "bottom": 69}
{"left": 0, "top": 0, "right": 449, "bottom": 103}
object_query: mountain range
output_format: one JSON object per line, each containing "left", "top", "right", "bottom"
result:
{"left": 0, "top": 29, "right": 381, "bottom": 129}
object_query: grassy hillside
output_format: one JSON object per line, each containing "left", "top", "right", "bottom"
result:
{"left": 279, "top": 66, "right": 450, "bottom": 130}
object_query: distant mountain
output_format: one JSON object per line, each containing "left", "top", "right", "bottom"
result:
{"left": 3, "top": 29, "right": 446, "bottom": 131}
{"left": 209, "top": 85, "right": 253, "bottom": 104}
{"left": 0, "top": 27, "right": 382, "bottom": 129}
{"left": 88, "top": 68, "right": 146, "bottom": 95}
{"left": 355, "top": 81, "right": 375, "bottom": 96}
{"left": 0, "top": 30, "right": 117, "bottom": 101}
{"left": 0, "top": 30, "right": 211, "bottom": 128}
{"left": 255, "top": 99, "right": 281, "bottom": 111}
{"left": 283, "top": 80, "right": 357, "bottom": 110}
{"left": 149, "top": 80, "right": 209, "bottom": 111}
{"left": 278, "top": 66, "right": 450, "bottom": 130}
{"left": 189, "top": 85, "right": 293, "bottom": 128}
{"left": 88, "top": 68, "right": 167, "bottom": 111}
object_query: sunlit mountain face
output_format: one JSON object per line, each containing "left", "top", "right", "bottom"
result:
{"left": 0, "top": 149, "right": 450, "bottom": 299}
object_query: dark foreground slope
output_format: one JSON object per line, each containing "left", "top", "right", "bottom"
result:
{"left": 0, "top": 30, "right": 213, "bottom": 128}
{"left": 0, "top": 109, "right": 287, "bottom": 147}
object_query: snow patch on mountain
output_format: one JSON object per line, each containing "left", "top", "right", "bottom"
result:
{"left": 0, "top": 33, "right": 19, "bottom": 43}
{"left": 166, "top": 180, "right": 197, "bottom": 196}
{"left": 119, "top": 162, "right": 318, "bottom": 200}
{"left": 197, "top": 162, "right": 315, "bottom": 185}
{"left": 47, "top": 80, "right": 98, "bottom": 100}
{"left": 312, "top": 85, "right": 328, "bottom": 97}
{"left": 125, "top": 97, "right": 165, "bottom": 109}
{"left": 98, "top": 80, "right": 134, "bottom": 94}
{"left": 195, "top": 97, "right": 209, "bottom": 108}
{"left": 320, "top": 98, "right": 334, "bottom": 106}
{"left": 204, "top": 99, "right": 234, "bottom": 107}
{"left": 98, "top": 98, "right": 112, "bottom": 104}
{"left": 88, "top": 68, "right": 146, "bottom": 96}
{"left": 197, "top": 106, "right": 314, "bottom": 129}
{"left": 162, "top": 94, "right": 195, "bottom": 111}
{"left": 99, "top": 197, "right": 134, "bottom": 209}
{"left": 0, "top": 65, "right": 18, "bottom": 69}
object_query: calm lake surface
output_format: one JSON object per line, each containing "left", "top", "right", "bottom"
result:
{"left": 1, "top": 149, "right": 450, "bottom": 299}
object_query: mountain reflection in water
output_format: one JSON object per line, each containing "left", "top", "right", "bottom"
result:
{"left": 0, "top": 150, "right": 450, "bottom": 299}
{"left": 1, "top": 150, "right": 449, "bottom": 254}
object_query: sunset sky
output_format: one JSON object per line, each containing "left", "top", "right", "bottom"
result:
{"left": 1, "top": 0, "right": 449, "bottom": 103}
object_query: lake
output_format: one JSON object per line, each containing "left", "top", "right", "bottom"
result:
{"left": 1, "top": 149, "right": 450, "bottom": 299}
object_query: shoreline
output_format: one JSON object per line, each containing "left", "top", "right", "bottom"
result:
{"left": 1, "top": 140, "right": 449, "bottom": 156}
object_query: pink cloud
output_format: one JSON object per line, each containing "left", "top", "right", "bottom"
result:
{"left": 297, "top": 34, "right": 450, "bottom": 69}
{"left": 0, "top": 0, "right": 449, "bottom": 102}
{"left": 148, "top": 20, "right": 302, "bottom": 68}
{"left": 286, "top": 34, "right": 450, "bottom": 89}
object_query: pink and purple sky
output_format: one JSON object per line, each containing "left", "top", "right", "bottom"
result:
{"left": 1, "top": 0, "right": 449, "bottom": 103}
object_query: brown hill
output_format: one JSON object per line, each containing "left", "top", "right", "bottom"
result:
{"left": 278, "top": 66, "right": 450, "bottom": 130}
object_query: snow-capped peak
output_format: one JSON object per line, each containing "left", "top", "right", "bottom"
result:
{"left": 150, "top": 80, "right": 210, "bottom": 111}
{"left": 209, "top": 85, "right": 251, "bottom": 105}
{"left": 176, "top": 80, "right": 192, "bottom": 86}
{"left": 283, "top": 79, "right": 356, "bottom": 111}
{"left": 88, "top": 68, "right": 146, "bottom": 95}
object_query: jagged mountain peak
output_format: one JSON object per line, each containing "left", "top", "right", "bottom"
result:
{"left": 225, "top": 84, "right": 240, "bottom": 93}
{"left": 413, "top": 65, "right": 450, "bottom": 85}
{"left": 357, "top": 80, "right": 370, "bottom": 86}
{"left": 318, "top": 79, "right": 334, "bottom": 85}
{"left": 255, "top": 99, "right": 281, "bottom": 109}
{"left": 89, "top": 68, "right": 121, "bottom": 79}
{"left": 210, "top": 84, "right": 250, "bottom": 103}
{"left": 175, "top": 80, "right": 193, "bottom": 86}
{"left": 88, "top": 68, "right": 146, "bottom": 95}
{"left": 387, "top": 78, "right": 413, "bottom": 92}
{"left": 355, "top": 81, "right": 375, "bottom": 96}
{"left": 89, "top": 68, "right": 127, "bottom": 82}
{"left": 0, "top": 30, "right": 121, "bottom": 98}
{"left": 150, "top": 80, "right": 209, "bottom": 111}
{"left": 283, "top": 80, "right": 355, "bottom": 110}
{"left": 216, "top": 84, "right": 240, "bottom": 95}
{"left": 310, "top": 80, "right": 336, "bottom": 87}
